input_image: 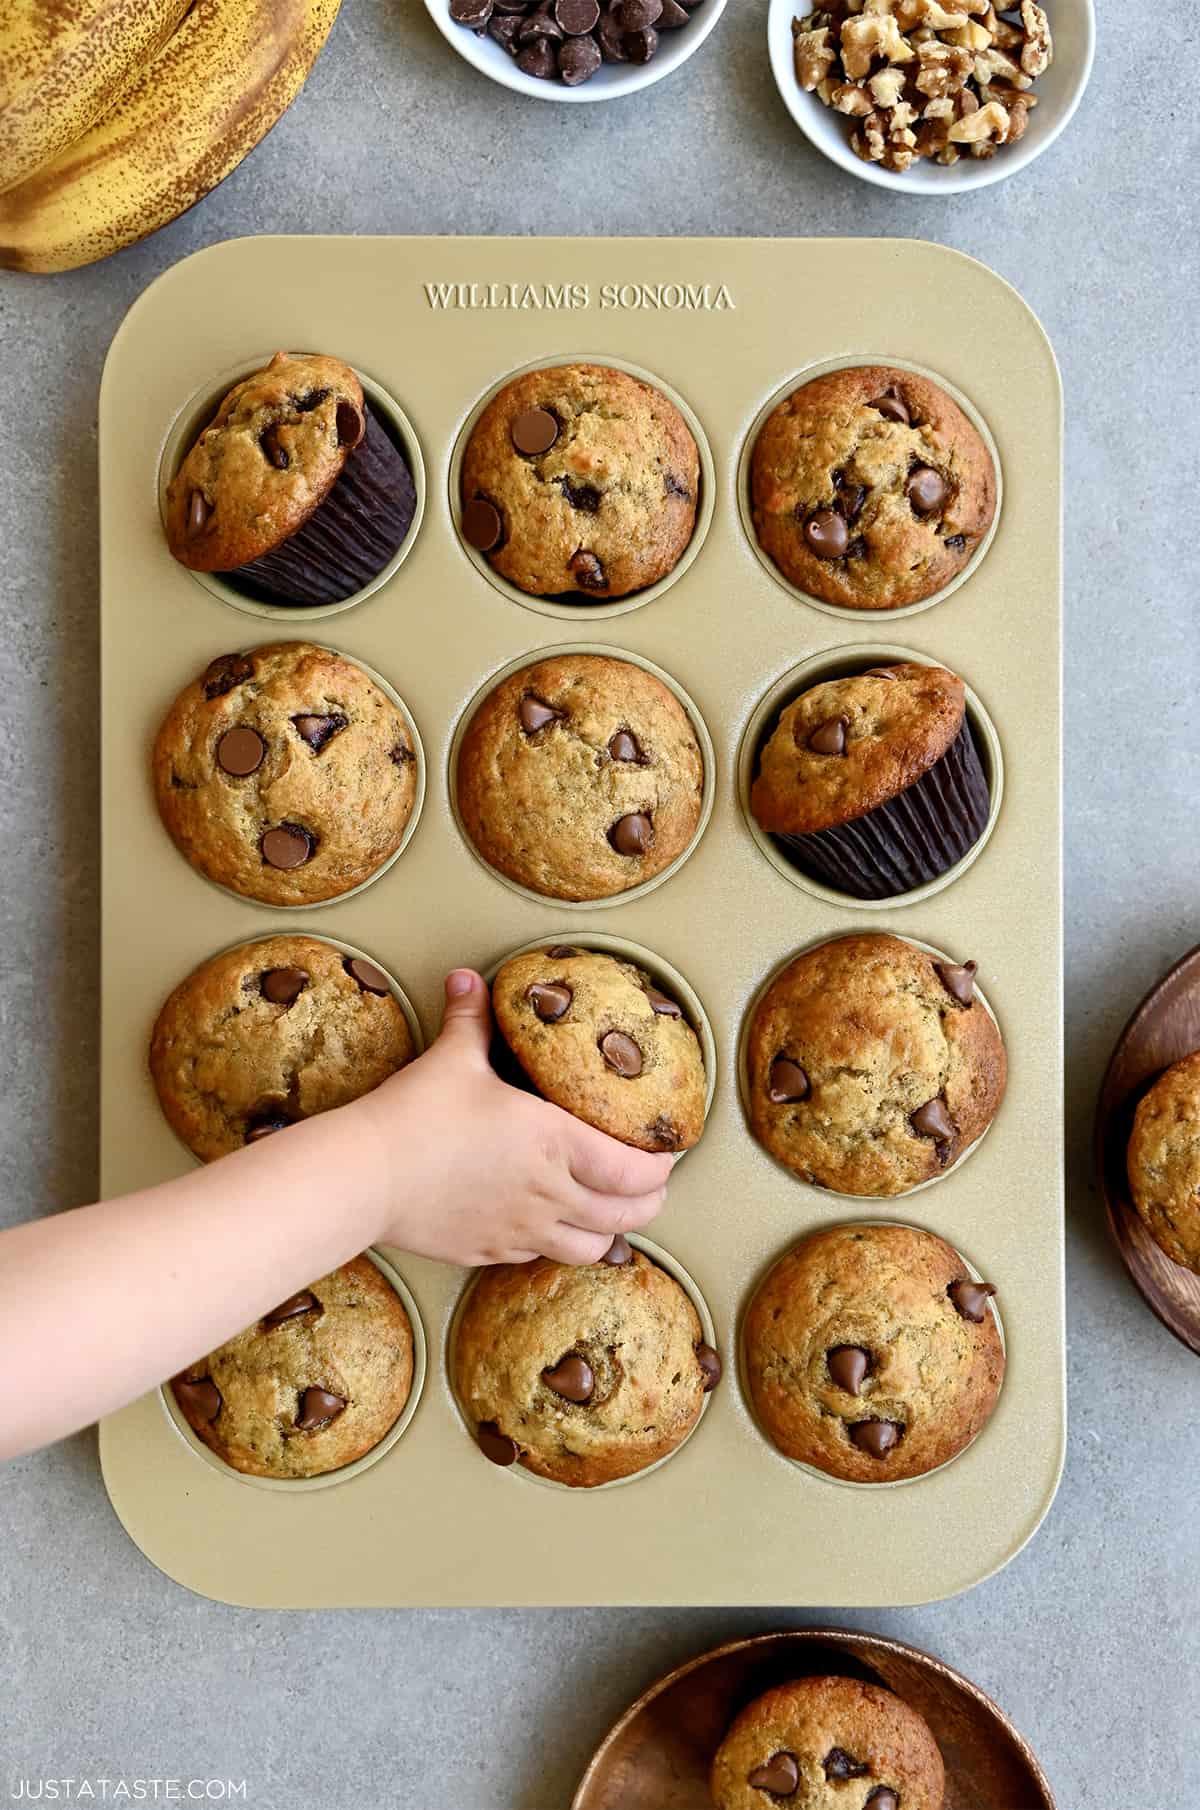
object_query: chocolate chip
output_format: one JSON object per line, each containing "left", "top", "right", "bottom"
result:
{"left": 216, "top": 726, "right": 266, "bottom": 777}
{"left": 608, "top": 812, "right": 652, "bottom": 856}
{"left": 827, "top": 1345, "right": 870, "bottom": 1394}
{"left": 645, "top": 986, "right": 682, "bottom": 1018}
{"left": 846, "top": 536, "right": 867, "bottom": 560}
{"left": 602, "top": 1234, "right": 633, "bottom": 1265}
{"left": 510, "top": 407, "right": 559, "bottom": 455}
{"left": 599, "top": 1030, "right": 642, "bottom": 1077}
{"left": 203, "top": 654, "right": 253, "bottom": 699}
{"left": 186, "top": 489, "right": 211, "bottom": 537}
{"left": 768, "top": 1057, "right": 809, "bottom": 1104}
{"left": 555, "top": 0, "right": 600, "bottom": 27}
{"left": 389, "top": 740, "right": 413, "bottom": 766}
{"left": 261, "top": 967, "right": 308, "bottom": 1006}
{"left": 336, "top": 402, "right": 364, "bottom": 450}
{"left": 296, "top": 1387, "right": 346, "bottom": 1430}
{"left": 263, "top": 1291, "right": 319, "bottom": 1327}
{"left": 597, "top": 7, "right": 629, "bottom": 56}
{"left": 807, "top": 714, "right": 848, "bottom": 756}
{"left": 528, "top": 982, "right": 572, "bottom": 1022}
{"left": 557, "top": 476, "right": 602, "bottom": 512}
{"left": 519, "top": 696, "right": 561, "bottom": 733}
{"left": 462, "top": 496, "right": 503, "bottom": 551}
{"left": 488, "top": 12, "right": 521, "bottom": 49}
{"left": 516, "top": 35, "right": 557, "bottom": 73}
{"left": 619, "top": 0, "right": 660, "bottom": 24}
{"left": 862, "top": 666, "right": 897, "bottom": 679}
{"left": 823, "top": 1748, "right": 869, "bottom": 1782}
{"left": 345, "top": 957, "right": 390, "bottom": 996}
{"left": 907, "top": 465, "right": 948, "bottom": 515}
{"left": 608, "top": 730, "right": 641, "bottom": 762}
{"left": 173, "top": 1377, "right": 221, "bottom": 1423}
{"left": 910, "top": 1095, "right": 955, "bottom": 1143}
{"left": 803, "top": 508, "right": 849, "bottom": 559}
{"left": 261, "top": 823, "right": 314, "bottom": 869}
{"left": 477, "top": 1420, "right": 518, "bottom": 1465}
{"left": 450, "top": 0, "right": 492, "bottom": 18}
{"left": 541, "top": 1353, "right": 595, "bottom": 1402}
{"left": 944, "top": 533, "right": 967, "bottom": 551}
{"left": 260, "top": 425, "right": 289, "bottom": 469}
{"left": 870, "top": 387, "right": 910, "bottom": 424}
{"left": 935, "top": 959, "right": 977, "bottom": 1006}
{"left": 624, "top": 24, "right": 658, "bottom": 58}
{"left": 833, "top": 471, "right": 868, "bottom": 521}
{"left": 519, "top": 4, "right": 564, "bottom": 39}
{"left": 696, "top": 1344, "right": 722, "bottom": 1391}
{"left": 568, "top": 548, "right": 606, "bottom": 590}
{"left": 294, "top": 388, "right": 331, "bottom": 412}
{"left": 657, "top": 0, "right": 688, "bottom": 22}
{"left": 292, "top": 712, "right": 347, "bottom": 752}
{"left": 646, "top": 1114, "right": 681, "bottom": 1151}
{"left": 245, "top": 1114, "right": 291, "bottom": 1143}
{"left": 664, "top": 470, "right": 690, "bottom": 497}
{"left": 865, "top": 1791, "right": 899, "bottom": 1810}
{"left": 747, "top": 1753, "right": 799, "bottom": 1796}
{"left": 948, "top": 1279, "right": 997, "bottom": 1323}
{"left": 849, "top": 1419, "right": 902, "bottom": 1460}
{"left": 546, "top": 945, "right": 578, "bottom": 959}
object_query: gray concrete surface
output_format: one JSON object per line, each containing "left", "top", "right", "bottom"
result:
{"left": 0, "top": 1, "right": 1196, "bottom": 1805}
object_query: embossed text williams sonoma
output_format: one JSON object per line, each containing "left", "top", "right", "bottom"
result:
{"left": 423, "top": 281, "right": 736, "bottom": 312}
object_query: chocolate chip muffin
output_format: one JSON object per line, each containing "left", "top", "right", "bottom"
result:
{"left": 746, "top": 933, "right": 1005, "bottom": 1197}
{"left": 165, "top": 351, "right": 416, "bottom": 606}
{"left": 150, "top": 935, "right": 416, "bottom": 1162}
{"left": 710, "top": 1676, "right": 945, "bottom": 1810}
{"left": 492, "top": 945, "right": 706, "bottom": 1152}
{"left": 459, "top": 363, "right": 699, "bottom": 599}
{"left": 454, "top": 1244, "right": 718, "bottom": 1486}
{"left": 171, "top": 1255, "right": 415, "bottom": 1480}
{"left": 750, "top": 365, "right": 996, "bottom": 611}
{"left": 750, "top": 662, "right": 990, "bottom": 898}
{"left": 743, "top": 1223, "right": 1004, "bottom": 1484}
{"left": 456, "top": 652, "right": 704, "bottom": 901}
{"left": 153, "top": 642, "right": 418, "bottom": 906}
{"left": 1127, "top": 1052, "right": 1200, "bottom": 1273}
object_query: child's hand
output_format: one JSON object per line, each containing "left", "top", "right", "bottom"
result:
{"left": 354, "top": 970, "right": 675, "bottom": 1267}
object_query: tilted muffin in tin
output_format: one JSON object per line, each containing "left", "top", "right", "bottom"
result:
{"left": 456, "top": 652, "right": 704, "bottom": 901}
{"left": 454, "top": 1244, "right": 720, "bottom": 1487}
{"left": 750, "top": 364, "right": 996, "bottom": 611}
{"left": 459, "top": 362, "right": 699, "bottom": 600}
{"left": 710, "top": 1674, "right": 945, "bottom": 1810}
{"left": 1126, "top": 1051, "right": 1200, "bottom": 1273}
{"left": 750, "top": 662, "right": 990, "bottom": 898}
{"left": 746, "top": 933, "right": 1005, "bottom": 1197}
{"left": 150, "top": 935, "right": 415, "bottom": 1162}
{"left": 165, "top": 351, "right": 417, "bottom": 606}
{"left": 171, "top": 1256, "right": 414, "bottom": 1480}
{"left": 492, "top": 945, "right": 707, "bottom": 1153}
{"left": 743, "top": 1223, "right": 1004, "bottom": 1485}
{"left": 153, "top": 642, "right": 418, "bottom": 906}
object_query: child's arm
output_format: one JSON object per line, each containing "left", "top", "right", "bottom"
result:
{"left": 0, "top": 970, "right": 672, "bottom": 1461}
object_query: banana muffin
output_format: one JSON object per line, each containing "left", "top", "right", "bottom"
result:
{"left": 153, "top": 642, "right": 418, "bottom": 906}
{"left": 165, "top": 351, "right": 417, "bottom": 606}
{"left": 750, "top": 662, "right": 990, "bottom": 898}
{"left": 746, "top": 933, "right": 1005, "bottom": 1196}
{"left": 1127, "top": 1051, "right": 1200, "bottom": 1273}
{"left": 454, "top": 1244, "right": 719, "bottom": 1486}
{"left": 743, "top": 1223, "right": 1004, "bottom": 1483}
{"left": 710, "top": 1676, "right": 945, "bottom": 1810}
{"left": 492, "top": 945, "right": 707, "bottom": 1152}
{"left": 750, "top": 365, "right": 996, "bottom": 611}
{"left": 456, "top": 652, "right": 704, "bottom": 901}
{"left": 171, "top": 1255, "right": 415, "bottom": 1480}
{"left": 150, "top": 934, "right": 416, "bottom": 1162}
{"left": 459, "top": 362, "right": 700, "bottom": 600}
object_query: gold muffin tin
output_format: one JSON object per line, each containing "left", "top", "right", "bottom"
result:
{"left": 98, "top": 236, "right": 1063, "bottom": 1608}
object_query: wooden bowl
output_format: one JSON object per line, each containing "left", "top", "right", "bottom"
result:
{"left": 1095, "top": 943, "right": 1200, "bottom": 1355}
{"left": 572, "top": 1629, "right": 1054, "bottom": 1810}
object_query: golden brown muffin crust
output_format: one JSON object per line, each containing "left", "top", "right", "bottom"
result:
{"left": 1127, "top": 1051, "right": 1200, "bottom": 1273}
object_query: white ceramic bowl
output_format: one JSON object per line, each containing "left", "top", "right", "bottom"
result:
{"left": 425, "top": 0, "right": 727, "bottom": 101}
{"left": 767, "top": 0, "right": 1094, "bottom": 193}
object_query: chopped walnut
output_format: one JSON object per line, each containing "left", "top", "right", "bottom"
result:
{"left": 840, "top": 11, "right": 913, "bottom": 76}
{"left": 1019, "top": 0, "right": 1051, "bottom": 75}
{"left": 944, "top": 19, "right": 993, "bottom": 49}
{"left": 853, "top": 108, "right": 888, "bottom": 160}
{"left": 915, "top": 40, "right": 972, "bottom": 98}
{"left": 947, "top": 97, "right": 1010, "bottom": 141}
{"left": 974, "top": 44, "right": 1031, "bottom": 87}
{"left": 868, "top": 65, "right": 907, "bottom": 107}
{"left": 831, "top": 80, "right": 875, "bottom": 113}
{"left": 793, "top": 23, "right": 836, "bottom": 90}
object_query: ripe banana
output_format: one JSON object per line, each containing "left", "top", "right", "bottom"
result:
{"left": 0, "top": 0, "right": 341, "bottom": 274}
{"left": 0, "top": 0, "right": 193, "bottom": 195}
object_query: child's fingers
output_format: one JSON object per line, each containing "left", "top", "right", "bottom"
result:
{"left": 435, "top": 969, "right": 493, "bottom": 1066}
{"left": 559, "top": 1185, "right": 666, "bottom": 1236}
{"left": 565, "top": 1120, "right": 674, "bottom": 1198}
{"left": 537, "top": 1223, "right": 620, "bottom": 1266}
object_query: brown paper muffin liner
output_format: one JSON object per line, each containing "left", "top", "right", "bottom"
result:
{"left": 776, "top": 718, "right": 990, "bottom": 900}
{"left": 231, "top": 403, "right": 417, "bottom": 606}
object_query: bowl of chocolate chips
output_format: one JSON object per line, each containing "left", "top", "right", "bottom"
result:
{"left": 428, "top": 0, "right": 726, "bottom": 99}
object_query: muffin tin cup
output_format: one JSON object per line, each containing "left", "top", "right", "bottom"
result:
{"left": 445, "top": 1233, "right": 718, "bottom": 1495}
{"left": 448, "top": 353, "right": 716, "bottom": 622}
{"left": 449, "top": 643, "right": 716, "bottom": 911}
{"left": 157, "top": 356, "right": 427, "bottom": 622}
{"left": 735, "top": 355, "right": 1004, "bottom": 622}
{"left": 736, "top": 930, "right": 1004, "bottom": 1203}
{"left": 735, "top": 1220, "right": 1007, "bottom": 1493}
{"left": 736, "top": 644, "right": 1005, "bottom": 912}
{"left": 158, "top": 1247, "right": 429, "bottom": 1494}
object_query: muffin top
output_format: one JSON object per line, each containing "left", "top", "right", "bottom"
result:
{"left": 171, "top": 1255, "right": 414, "bottom": 1480}
{"left": 453, "top": 1246, "right": 716, "bottom": 1487}
{"left": 750, "top": 365, "right": 996, "bottom": 611}
{"left": 710, "top": 1675, "right": 945, "bottom": 1810}
{"left": 165, "top": 352, "right": 367, "bottom": 572}
{"left": 1127, "top": 1051, "right": 1200, "bottom": 1273}
{"left": 751, "top": 663, "right": 968, "bottom": 835}
{"left": 746, "top": 933, "right": 1006, "bottom": 1196}
{"left": 459, "top": 363, "right": 699, "bottom": 599}
{"left": 493, "top": 945, "right": 707, "bottom": 1152}
{"left": 456, "top": 652, "right": 704, "bottom": 901}
{"left": 743, "top": 1223, "right": 1004, "bottom": 1484}
{"left": 153, "top": 642, "right": 417, "bottom": 906}
{"left": 150, "top": 935, "right": 415, "bottom": 1162}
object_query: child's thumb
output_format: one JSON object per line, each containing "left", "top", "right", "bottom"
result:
{"left": 437, "top": 969, "right": 492, "bottom": 1061}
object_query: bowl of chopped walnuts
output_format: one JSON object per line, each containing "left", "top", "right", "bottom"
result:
{"left": 767, "top": 0, "right": 1094, "bottom": 191}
